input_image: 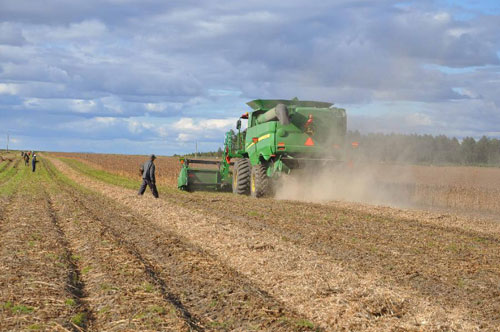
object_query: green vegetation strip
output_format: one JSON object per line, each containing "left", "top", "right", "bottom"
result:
{"left": 0, "top": 160, "right": 18, "bottom": 181}
{"left": 0, "top": 160, "right": 9, "bottom": 172}
{"left": 0, "top": 161, "right": 25, "bottom": 197}
{"left": 59, "top": 158, "right": 141, "bottom": 190}
{"left": 57, "top": 157, "right": 180, "bottom": 195}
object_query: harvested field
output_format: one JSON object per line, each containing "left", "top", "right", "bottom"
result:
{"left": 51, "top": 152, "right": 181, "bottom": 187}
{"left": 1, "top": 153, "right": 499, "bottom": 331}
{"left": 51, "top": 152, "right": 500, "bottom": 213}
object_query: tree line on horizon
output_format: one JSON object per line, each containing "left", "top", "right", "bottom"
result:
{"left": 347, "top": 131, "right": 500, "bottom": 166}
{"left": 179, "top": 132, "right": 500, "bottom": 167}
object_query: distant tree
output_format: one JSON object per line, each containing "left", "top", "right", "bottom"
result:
{"left": 476, "top": 136, "right": 490, "bottom": 164}
{"left": 344, "top": 131, "right": 500, "bottom": 166}
{"left": 461, "top": 137, "right": 476, "bottom": 164}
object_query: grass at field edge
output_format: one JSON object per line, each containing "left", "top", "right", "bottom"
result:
{"left": 55, "top": 157, "right": 180, "bottom": 195}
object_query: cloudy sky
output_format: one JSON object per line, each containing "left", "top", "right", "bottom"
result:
{"left": 1, "top": 0, "right": 499, "bottom": 155}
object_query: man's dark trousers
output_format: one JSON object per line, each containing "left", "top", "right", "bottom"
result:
{"left": 138, "top": 179, "right": 159, "bottom": 198}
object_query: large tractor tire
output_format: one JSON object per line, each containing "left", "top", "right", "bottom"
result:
{"left": 232, "top": 158, "right": 251, "bottom": 195}
{"left": 250, "top": 164, "right": 269, "bottom": 198}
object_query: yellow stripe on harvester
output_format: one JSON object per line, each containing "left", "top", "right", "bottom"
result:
{"left": 246, "top": 133, "right": 271, "bottom": 149}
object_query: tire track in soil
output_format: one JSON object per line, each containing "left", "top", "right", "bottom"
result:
{"left": 66, "top": 200, "right": 204, "bottom": 332}
{"left": 98, "top": 226, "right": 205, "bottom": 332}
{"left": 43, "top": 159, "right": 203, "bottom": 331}
{"left": 44, "top": 194, "right": 95, "bottom": 331}
{"left": 44, "top": 161, "right": 191, "bottom": 331}
{"left": 44, "top": 158, "right": 318, "bottom": 331}
{"left": 0, "top": 160, "right": 22, "bottom": 248}
{"left": 162, "top": 186, "right": 500, "bottom": 329}
{"left": 0, "top": 188, "right": 18, "bottom": 250}
{"left": 50, "top": 155, "right": 498, "bottom": 331}
{"left": 0, "top": 171, "right": 83, "bottom": 331}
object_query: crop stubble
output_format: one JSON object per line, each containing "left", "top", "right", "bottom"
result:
{"left": 4, "top": 153, "right": 499, "bottom": 331}
{"left": 54, "top": 152, "right": 500, "bottom": 213}
{"left": 50, "top": 156, "right": 500, "bottom": 331}
{"left": 0, "top": 160, "right": 83, "bottom": 331}
{"left": 43, "top": 160, "right": 191, "bottom": 331}
{"left": 42, "top": 158, "right": 316, "bottom": 331}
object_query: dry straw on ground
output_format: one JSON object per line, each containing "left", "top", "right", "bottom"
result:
{"left": 49, "top": 156, "right": 500, "bottom": 331}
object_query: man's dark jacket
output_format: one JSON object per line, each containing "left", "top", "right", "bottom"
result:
{"left": 141, "top": 160, "right": 156, "bottom": 183}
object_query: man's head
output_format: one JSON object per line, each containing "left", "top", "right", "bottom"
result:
{"left": 150, "top": 154, "right": 156, "bottom": 161}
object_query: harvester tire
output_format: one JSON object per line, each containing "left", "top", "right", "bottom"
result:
{"left": 250, "top": 164, "right": 269, "bottom": 198}
{"left": 233, "top": 158, "right": 251, "bottom": 195}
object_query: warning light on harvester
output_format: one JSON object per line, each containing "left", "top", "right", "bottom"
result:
{"left": 304, "top": 137, "right": 315, "bottom": 146}
{"left": 304, "top": 114, "right": 314, "bottom": 135}
{"left": 252, "top": 137, "right": 259, "bottom": 143}
{"left": 351, "top": 142, "right": 359, "bottom": 148}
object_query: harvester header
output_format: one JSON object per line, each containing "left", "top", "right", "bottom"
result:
{"left": 178, "top": 98, "right": 347, "bottom": 197}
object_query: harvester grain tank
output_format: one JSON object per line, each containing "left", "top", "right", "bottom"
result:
{"left": 177, "top": 98, "right": 347, "bottom": 197}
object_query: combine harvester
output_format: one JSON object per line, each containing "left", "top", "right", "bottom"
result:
{"left": 177, "top": 98, "right": 347, "bottom": 197}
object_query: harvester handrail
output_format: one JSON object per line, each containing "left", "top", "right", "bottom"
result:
{"left": 185, "top": 159, "right": 235, "bottom": 166}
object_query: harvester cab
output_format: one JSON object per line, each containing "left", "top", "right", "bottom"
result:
{"left": 178, "top": 98, "right": 347, "bottom": 197}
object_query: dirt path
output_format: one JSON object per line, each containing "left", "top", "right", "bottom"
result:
{"left": 48, "top": 157, "right": 500, "bottom": 331}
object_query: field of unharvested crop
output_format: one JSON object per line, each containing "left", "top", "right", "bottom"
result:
{"left": 1, "top": 152, "right": 499, "bottom": 331}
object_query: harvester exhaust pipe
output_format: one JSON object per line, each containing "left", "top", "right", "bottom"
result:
{"left": 275, "top": 104, "right": 290, "bottom": 125}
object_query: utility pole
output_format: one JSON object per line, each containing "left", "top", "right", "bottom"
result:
{"left": 195, "top": 140, "right": 198, "bottom": 158}
{"left": 6, "top": 132, "right": 9, "bottom": 152}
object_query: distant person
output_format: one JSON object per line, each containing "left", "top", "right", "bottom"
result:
{"left": 32, "top": 153, "right": 37, "bottom": 172}
{"left": 24, "top": 153, "right": 30, "bottom": 166}
{"left": 138, "top": 154, "right": 159, "bottom": 198}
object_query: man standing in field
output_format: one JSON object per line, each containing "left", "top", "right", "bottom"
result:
{"left": 138, "top": 154, "right": 159, "bottom": 198}
{"left": 32, "top": 153, "right": 37, "bottom": 172}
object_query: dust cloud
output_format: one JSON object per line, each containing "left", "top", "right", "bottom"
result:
{"left": 273, "top": 163, "right": 418, "bottom": 208}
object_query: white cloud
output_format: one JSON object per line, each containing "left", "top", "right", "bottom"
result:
{"left": 176, "top": 133, "right": 195, "bottom": 142}
{"left": 24, "top": 20, "right": 108, "bottom": 41}
{"left": 433, "top": 12, "right": 451, "bottom": 23}
{"left": 1, "top": 0, "right": 500, "bottom": 154}
{"left": 406, "top": 112, "right": 433, "bottom": 126}
{"left": 127, "top": 119, "right": 154, "bottom": 134}
{"left": 70, "top": 99, "right": 97, "bottom": 113}
{"left": 94, "top": 117, "right": 117, "bottom": 125}
{"left": 0, "top": 83, "right": 19, "bottom": 94}
{"left": 172, "top": 117, "right": 235, "bottom": 131}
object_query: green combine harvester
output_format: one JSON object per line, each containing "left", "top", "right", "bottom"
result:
{"left": 177, "top": 98, "right": 347, "bottom": 197}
